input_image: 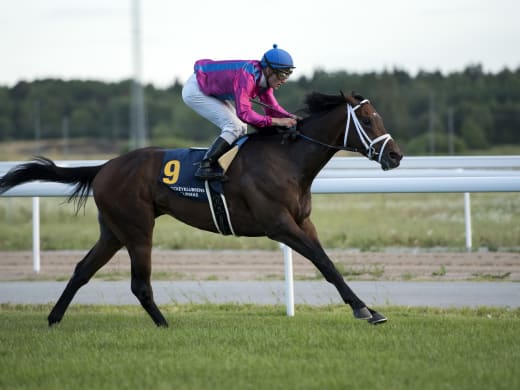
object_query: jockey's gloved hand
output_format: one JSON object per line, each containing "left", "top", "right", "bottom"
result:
{"left": 277, "top": 125, "right": 299, "bottom": 143}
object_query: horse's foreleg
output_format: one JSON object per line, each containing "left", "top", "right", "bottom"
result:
{"left": 269, "top": 216, "right": 380, "bottom": 322}
{"left": 127, "top": 242, "right": 168, "bottom": 327}
{"left": 48, "top": 223, "right": 122, "bottom": 326}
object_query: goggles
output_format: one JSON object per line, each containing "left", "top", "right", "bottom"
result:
{"left": 274, "top": 69, "right": 292, "bottom": 80}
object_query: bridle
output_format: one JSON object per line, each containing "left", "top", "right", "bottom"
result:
{"left": 250, "top": 97, "right": 393, "bottom": 163}
{"left": 298, "top": 100, "right": 393, "bottom": 163}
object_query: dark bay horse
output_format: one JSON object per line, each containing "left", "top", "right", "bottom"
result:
{"left": 0, "top": 92, "right": 402, "bottom": 326}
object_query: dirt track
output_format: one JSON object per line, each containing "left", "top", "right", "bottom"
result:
{"left": 1, "top": 249, "right": 519, "bottom": 282}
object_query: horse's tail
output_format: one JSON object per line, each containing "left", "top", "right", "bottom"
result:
{"left": 0, "top": 157, "right": 105, "bottom": 211}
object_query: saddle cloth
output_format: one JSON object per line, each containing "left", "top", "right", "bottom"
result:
{"left": 158, "top": 136, "right": 248, "bottom": 235}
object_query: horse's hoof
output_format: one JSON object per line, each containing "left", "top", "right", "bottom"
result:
{"left": 367, "top": 309, "right": 387, "bottom": 325}
{"left": 155, "top": 318, "right": 169, "bottom": 328}
{"left": 353, "top": 307, "right": 372, "bottom": 320}
{"left": 48, "top": 317, "right": 61, "bottom": 327}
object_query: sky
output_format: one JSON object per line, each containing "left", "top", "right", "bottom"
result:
{"left": 1, "top": 0, "right": 519, "bottom": 88}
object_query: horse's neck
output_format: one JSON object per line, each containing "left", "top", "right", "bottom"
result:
{"left": 292, "top": 106, "right": 345, "bottom": 181}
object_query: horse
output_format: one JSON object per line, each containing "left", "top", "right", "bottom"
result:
{"left": 0, "top": 92, "right": 402, "bottom": 327}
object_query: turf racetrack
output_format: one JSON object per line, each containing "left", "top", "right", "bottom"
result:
{"left": 1, "top": 304, "right": 518, "bottom": 390}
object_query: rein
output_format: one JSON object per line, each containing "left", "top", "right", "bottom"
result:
{"left": 298, "top": 100, "right": 393, "bottom": 163}
{"left": 252, "top": 97, "right": 393, "bottom": 163}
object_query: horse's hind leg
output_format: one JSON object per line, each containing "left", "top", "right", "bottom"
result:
{"left": 126, "top": 239, "right": 168, "bottom": 327}
{"left": 95, "top": 180, "right": 167, "bottom": 327}
{"left": 48, "top": 217, "right": 122, "bottom": 326}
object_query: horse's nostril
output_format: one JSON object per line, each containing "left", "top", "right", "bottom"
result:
{"left": 389, "top": 151, "right": 402, "bottom": 162}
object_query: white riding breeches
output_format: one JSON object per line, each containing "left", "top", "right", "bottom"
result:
{"left": 182, "top": 73, "right": 248, "bottom": 145}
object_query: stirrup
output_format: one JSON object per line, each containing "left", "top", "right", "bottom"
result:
{"left": 195, "top": 164, "right": 225, "bottom": 181}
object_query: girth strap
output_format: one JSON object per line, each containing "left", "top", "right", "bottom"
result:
{"left": 205, "top": 181, "right": 235, "bottom": 236}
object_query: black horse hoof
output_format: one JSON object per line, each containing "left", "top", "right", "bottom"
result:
{"left": 48, "top": 317, "right": 61, "bottom": 327}
{"left": 353, "top": 307, "right": 372, "bottom": 320}
{"left": 367, "top": 309, "right": 387, "bottom": 325}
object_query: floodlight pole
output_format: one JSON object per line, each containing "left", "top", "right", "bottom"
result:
{"left": 131, "top": 0, "right": 147, "bottom": 149}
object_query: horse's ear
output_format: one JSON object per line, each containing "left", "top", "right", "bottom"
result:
{"left": 345, "top": 93, "right": 358, "bottom": 105}
{"left": 351, "top": 91, "right": 365, "bottom": 101}
{"left": 340, "top": 90, "right": 345, "bottom": 98}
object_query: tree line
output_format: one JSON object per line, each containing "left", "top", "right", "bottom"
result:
{"left": 0, "top": 64, "right": 519, "bottom": 154}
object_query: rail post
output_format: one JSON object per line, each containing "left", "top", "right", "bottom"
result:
{"left": 464, "top": 192, "right": 472, "bottom": 252}
{"left": 281, "top": 243, "right": 295, "bottom": 316}
{"left": 32, "top": 197, "right": 40, "bottom": 273}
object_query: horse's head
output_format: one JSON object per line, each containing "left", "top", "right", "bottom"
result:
{"left": 343, "top": 94, "right": 403, "bottom": 170}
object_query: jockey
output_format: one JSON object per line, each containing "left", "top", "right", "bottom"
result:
{"left": 182, "top": 44, "right": 298, "bottom": 180}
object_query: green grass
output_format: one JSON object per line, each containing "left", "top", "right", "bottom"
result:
{"left": 0, "top": 304, "right": 518, "bottom": 390}
{"left": 432, "top": 265, "right": 447, "bottom": 277}
{"left": 1, "top": 193, "right": 519, "bottom": 251}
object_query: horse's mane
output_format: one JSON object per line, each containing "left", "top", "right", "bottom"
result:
{"left": 249, "top": 91, "right": 364, "bottom": 136}
{"left": 304, "top": 91, "right": 364, "bottom": 114}
{"left": 304, "top": 92, "right": 347, "bottom": 113}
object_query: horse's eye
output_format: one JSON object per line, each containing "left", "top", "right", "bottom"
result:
{"left": 361, "top": 117, "right": 371, "bottom": 126}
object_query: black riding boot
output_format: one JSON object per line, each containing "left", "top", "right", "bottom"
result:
{"left": 195, "top": 137, "right": 232, "bottom": 180}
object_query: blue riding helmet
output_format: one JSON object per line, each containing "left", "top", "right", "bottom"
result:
{"left": 261, "top": 44, "right": 295, "bottom": 69}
